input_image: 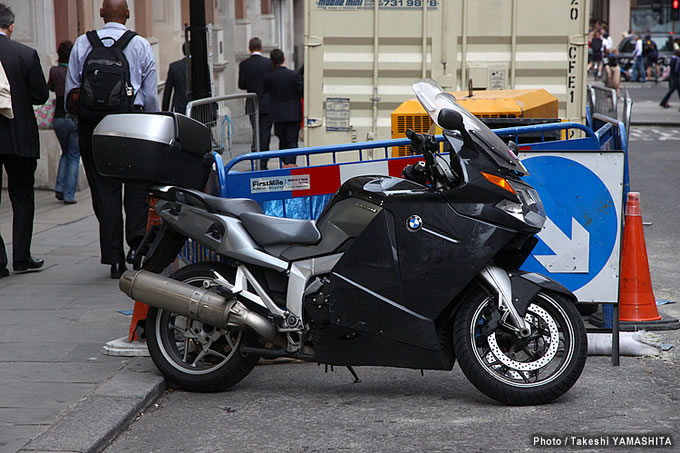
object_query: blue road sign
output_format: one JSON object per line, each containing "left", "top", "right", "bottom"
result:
{"left": 519, "top": 153, "right": 624, "bottom": 302}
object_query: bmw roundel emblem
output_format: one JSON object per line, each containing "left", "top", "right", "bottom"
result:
{"left": 406, "top": 215, "right": 422, "bottom": 231}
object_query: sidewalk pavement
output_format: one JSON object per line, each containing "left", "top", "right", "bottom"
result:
{"left": 591, "top": 79, "right": 680, "bottom": 126}
{"left": 630, "top": 99, "right": 680, "bottom": 126}
{"left": 0, "top": 189, "right": 165, "bottom": 453}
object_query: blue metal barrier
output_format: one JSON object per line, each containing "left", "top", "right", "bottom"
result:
{"left": 218, "top": 121, "right": 609, "bottom": 201}
{"left": 224, "top": 137, "right": 426, "bottom": 176}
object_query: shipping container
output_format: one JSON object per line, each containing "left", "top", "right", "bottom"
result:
{"left": 303, "top": 0, "right": 589, "bottom": 148}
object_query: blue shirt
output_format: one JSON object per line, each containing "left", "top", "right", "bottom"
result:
{"left": 65, "top": 22, "right": 159, "bottom": 112}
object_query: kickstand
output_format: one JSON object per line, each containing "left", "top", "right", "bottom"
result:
{"left": 346, "top": 366, "right": 361, "bottom": 383}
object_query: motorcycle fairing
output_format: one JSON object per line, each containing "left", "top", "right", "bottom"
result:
{"left": 320, "top": 176, "right": 517, "bottom": 355}
{"left": 279, "top": 197, "right": 383, "bottom": 261}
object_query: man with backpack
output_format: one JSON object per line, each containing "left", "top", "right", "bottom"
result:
{"left": 65, "top": 0, "right": 159, "bottom": 279}
{"left": 643, "top": 34, "right": 659, "bottom": 82}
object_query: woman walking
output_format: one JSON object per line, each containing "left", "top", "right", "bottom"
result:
{"left": 48, "top": 40, "right": 79, "bottom": 204}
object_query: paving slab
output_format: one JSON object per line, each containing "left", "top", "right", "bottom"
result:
{"left": 0, "top": 362, "right": 124, "bottom": 384}
{"left": 0, "top": 343, "right": 76, "bottom": 363}
{"left": 0, "top": 425, "right": 47, "bottom": 453}
{"left": 1, "top": 189, "right": 166, "bottom": 452}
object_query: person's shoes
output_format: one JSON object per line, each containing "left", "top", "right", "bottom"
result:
{"left": 64, "top": 200, "right": 77, "bottom": 205}
{"left": 110, "top": 262, "right": 127, "bottom": 279}
{"left": 661, "top": 103, "right": 671, "bottom": 108}
{"left": 13, "top": 257, "right": 45, "bottom": 272}
{"left": 0, "top": 267, "right": 9, "bottom": 279}
{"left": 55, "top": 191, "right": 64, "bottom": 201}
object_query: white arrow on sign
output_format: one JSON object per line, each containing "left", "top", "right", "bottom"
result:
{"left": 534, "top": 217, "right": 590, "bottom": 273}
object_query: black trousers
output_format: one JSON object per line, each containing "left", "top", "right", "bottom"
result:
{"left": 0, "top": 155, "right": 37, "bottom": 268}
{"left": 249, "top": 112, "right": 272, "bottom": 170}
{"left": 78, "top": 121, "right": 148, "bottom": 265}
{"left": 274, "top": 121, "right": 300, "bottom": 165}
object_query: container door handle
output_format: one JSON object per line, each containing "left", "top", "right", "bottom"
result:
{"left": 306, "top": 117, "right": 322, "bottom": 128}
{"left": 569, "top": 35, "right": 586, "bottom": 46}
{"left": 305, "top": 36, "right": 323, "bottom": 48}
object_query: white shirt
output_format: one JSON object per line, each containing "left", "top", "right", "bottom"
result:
{"left": 633, "top": 39, "right": 643, "bottom": 58}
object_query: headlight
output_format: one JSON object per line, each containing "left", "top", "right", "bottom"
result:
{"left": 495, "top": 181, "right": 546, "bottom": 229}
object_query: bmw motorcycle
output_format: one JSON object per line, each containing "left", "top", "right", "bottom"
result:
{"left": 107, "top": 79, "right": 587, "bottom": 405}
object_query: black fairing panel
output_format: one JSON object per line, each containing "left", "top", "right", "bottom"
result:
{"left": 324, "top": 175, "right": 517, "bottom": 353}
{"left": 281, "top": 197, "right": 381, "bottom": 261}
{"left": 390, "top": 194, "right": 515, "bottom": 321}
{"left": 313, "top": 324, "right": 454, "bottom": 369}
{"left": 328, "top": 210, "right": 440, "bottom": 350}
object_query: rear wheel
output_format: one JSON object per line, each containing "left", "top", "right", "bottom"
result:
{"left": 453, "top": 288, "right": 587, "bottom": 405}
{"left": 145, "top": 262, "right": 261, "bottom": 392}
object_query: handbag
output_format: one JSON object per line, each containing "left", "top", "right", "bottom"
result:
{"left": 662, "top": 65, "right": 670, "bottom": 81}
{"left": 33, "top": 98, "right": 55, "bottom": 129}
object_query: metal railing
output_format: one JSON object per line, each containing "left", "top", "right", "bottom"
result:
{"left": 589, "top": 85, "right": 618, "bottom": 120}
{"left": 186, "top": 93, "right": 260, "bottom": 159}
{"left": 622, "top": 89, "right": 633, "bottom": 148}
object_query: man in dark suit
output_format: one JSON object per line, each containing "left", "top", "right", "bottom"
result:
{"left": 238, "top": 37, "right": 272, "bottom": 169}
{"left": 162, "top": 43, "right": 188, "bottom": 114}
{"left": 263, "top": 49, "right": 302, "bottom": 167}
{"left": 0, "top": 4, "right": 49, "bottom": 278}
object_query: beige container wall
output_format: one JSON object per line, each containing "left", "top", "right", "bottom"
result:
{"left": 304, "top": 0, "right": 589, "bottom": 148}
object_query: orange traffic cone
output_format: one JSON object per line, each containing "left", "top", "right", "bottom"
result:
{"left": 127, "top": 197, "right": 163, "bottom": 341}
{"left": 618, "top": 192, "right": 678, "bottom": 330}
{"left": 619, "top": 192, "right": 661, "bottom": 322}
{"left": 104, "top": 197, "right": 166, "bottom": 356}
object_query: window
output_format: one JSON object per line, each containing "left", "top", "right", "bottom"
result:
{"left": 235, "top": 0, "right": 247, "bottom": 20}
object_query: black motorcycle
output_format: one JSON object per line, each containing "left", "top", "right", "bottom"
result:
{"left": 98, "top": 79, "right": 587, "bottom": 405}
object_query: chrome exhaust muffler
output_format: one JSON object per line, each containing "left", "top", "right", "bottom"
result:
{"left": 119, "top": 270, "right": 277, "bottom": 341}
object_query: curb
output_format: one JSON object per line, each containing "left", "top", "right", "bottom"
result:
{"left": 630, "top": 121, "right": 680, "bottom": 127}
{"left": 18, "top": 357, "right": 166, "bottom": 453}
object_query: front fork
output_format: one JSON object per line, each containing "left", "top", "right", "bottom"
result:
{"left": 479, "top": 265, "right": 531, "bottom": 338}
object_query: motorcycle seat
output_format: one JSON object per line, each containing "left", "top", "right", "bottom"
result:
{"left": 171, "top": 188, "right": 263, "bottom": 218}
{"left": 240, "top": 212, "right": 321, "bottom": 246}
{"left": 208, "top": 197, "right": 263, "bottom": 218}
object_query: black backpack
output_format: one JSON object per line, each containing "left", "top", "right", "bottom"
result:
{"left": 79, "top": 30, "right": 137, "bottom": 121}
{"left": 643, "top": 39, "right": 657, "bottom": 56}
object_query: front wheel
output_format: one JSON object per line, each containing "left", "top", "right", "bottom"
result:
{"left": 145, "top": 262, "right": 262, "bottom": 392}
{"left": 453, "top": 288, "right": 587, "bottom": 405}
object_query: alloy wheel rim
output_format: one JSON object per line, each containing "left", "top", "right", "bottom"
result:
{"left": 155, "top": 276, "right": 242, "bottom": 376}
{"left": 469, "top": 292, "right": 576, "bottom": 388}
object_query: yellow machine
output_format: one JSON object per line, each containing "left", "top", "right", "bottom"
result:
{"left": 391, "top": 89, "right": 558, "bottom": 157}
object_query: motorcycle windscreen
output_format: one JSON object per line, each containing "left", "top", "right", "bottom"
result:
{"left": 412, "top": 79, "right": 528, "bottom": 176}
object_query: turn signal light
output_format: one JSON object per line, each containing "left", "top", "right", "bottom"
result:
{"left": 480, "top": 172, "right": 516, "bottom": 194}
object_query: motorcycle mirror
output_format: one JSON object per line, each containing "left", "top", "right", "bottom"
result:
{"left": 438, "top": 108, "right": 464, "bottom": 132}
